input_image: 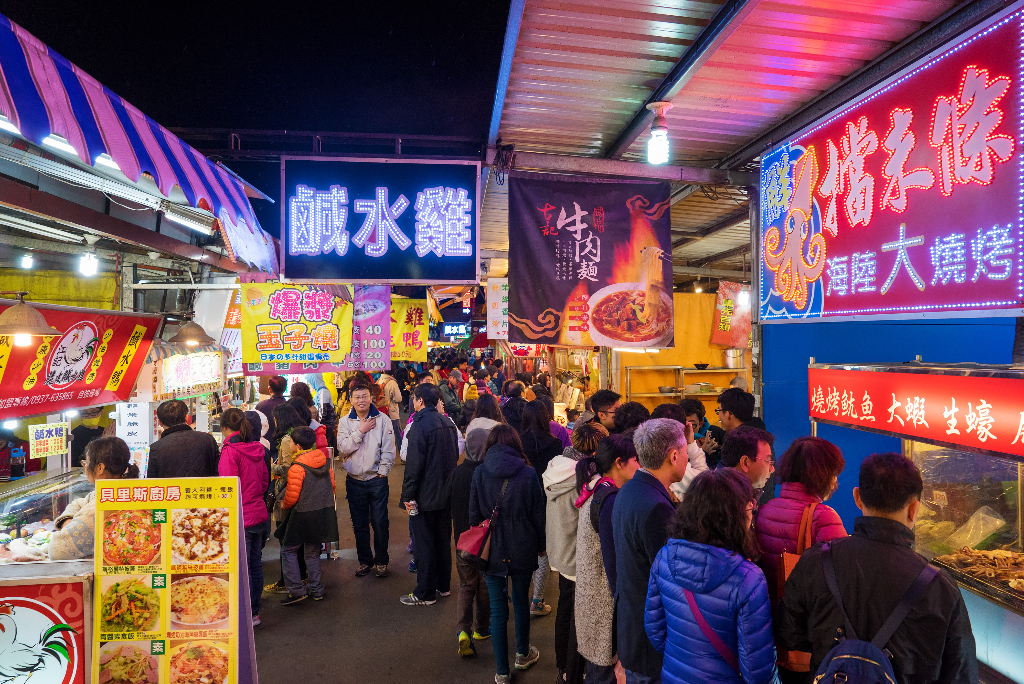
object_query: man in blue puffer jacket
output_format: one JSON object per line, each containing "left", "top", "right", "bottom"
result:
{"left": 645, "top": 468, "right": 779, "bottom": 684}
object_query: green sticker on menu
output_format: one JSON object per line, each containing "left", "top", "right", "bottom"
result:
{"left": 153, "top": 510, "right": 167, "bottom": 524}
{"left": 151, "top": 640, "right": 165, "bottom": 655}
{"left": 152, "top": 574, "right": 166, "bottom": 588}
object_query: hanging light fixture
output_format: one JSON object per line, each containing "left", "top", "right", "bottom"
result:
{"left": 645, "top": 101, "right": 673, "bottom": 164}
{"left": 0, "top": 291, "right": 61, "bottom": 346}
{"left": 694, "top": 278, "right": 703, "bottom": 294}
{"left": 167, "top": 320, "right": 215, "bottom": 346}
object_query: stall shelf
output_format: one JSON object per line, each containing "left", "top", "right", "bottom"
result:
{"left": 624, "top": 365, "right": 747, "bottom": 401}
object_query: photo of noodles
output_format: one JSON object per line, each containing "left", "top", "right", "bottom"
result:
{"left": 169, "top": 642, "right": 229, "bottom": 684}
{"left": 589, "top": 248, "right": 671, "bottom": 345}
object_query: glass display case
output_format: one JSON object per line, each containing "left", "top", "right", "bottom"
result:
{"left": 0, "top": 469, "right": 92, "bottom": 563}
{"left": 909, "top": 441, "right": 1024, "bottom": 615}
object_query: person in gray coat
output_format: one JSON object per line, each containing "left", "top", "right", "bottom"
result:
{"left": 147, "top": 400, "right": 219, "bottom": 478}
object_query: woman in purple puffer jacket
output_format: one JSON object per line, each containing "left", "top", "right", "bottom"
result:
{"left": 754, "top": 437, "right": 847, "bottom": 601}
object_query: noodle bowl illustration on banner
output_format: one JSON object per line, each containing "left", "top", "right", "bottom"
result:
{"left": 507, "top": 177, "right": 675, "bottom": 347}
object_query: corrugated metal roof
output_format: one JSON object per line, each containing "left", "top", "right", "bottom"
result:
{"left": 617, "top": 0, "right": 963, "bottom": 162}
{"left": 497, "top": 0, "right": 726, "bottom": 156}
{"left": 486, "top": 0, "right": 963, "bottom": 286}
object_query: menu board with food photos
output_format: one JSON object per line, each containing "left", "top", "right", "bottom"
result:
{"left": 93, "top": 478, "right": 247, "bottom": 684}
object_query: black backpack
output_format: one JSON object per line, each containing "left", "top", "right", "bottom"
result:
{"left": 815, "top": 542, "right": 938, "bottom": 684}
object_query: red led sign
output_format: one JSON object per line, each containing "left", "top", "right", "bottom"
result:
{"left": 808, "top": 367, "right": 1024, "bottom": 459}
{"left": 760, "top": 10, "right": 1024, "bottom": 321}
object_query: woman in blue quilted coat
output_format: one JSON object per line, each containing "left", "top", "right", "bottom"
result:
{"left": 645, "top": 468, "right": 779, "bottom": 684}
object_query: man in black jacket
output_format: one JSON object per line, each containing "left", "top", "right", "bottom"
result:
{"left": 717, "top": 387, "right": 776, "bottom": 504}
{"left": 612, "top": 418, "right": 692, "bottom": 684}
{"left": 401, "top": 383, "right": 459, "bottom": 606}
{"left": 147, "top": 400, "right": 219, "bottom": 478}
{"left": 777, "top": 452, "right": 978, "bottom": 684}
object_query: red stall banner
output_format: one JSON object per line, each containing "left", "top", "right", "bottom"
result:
{"left": 760, "top": 9, "right": 1024, "bottom": 322}
{"left": 808, "top": 366, "right": 1024, "bottom": 458}
{"left": 0, "top": 300, "right": 160, "bottom": 419}
{"left": 0, "top": 580, "right": 87, "bottom": 684}
{"left": 709, "top": 282, "right": 752, "bottom": 348}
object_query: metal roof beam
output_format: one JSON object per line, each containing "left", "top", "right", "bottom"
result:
{"left": 486, "top": 149, "right": 755, "bottom": 186}
{"left": 603, "top": 0, "right": 762, "bottom": 160}
{"left": 700, "top": 243, "right": 750, "bottom": 265}
{"left": 720, "top": 0, "right": 1008, "bottom": 169}
{"left": 488, "top": 0, "right": 527, "bottom": 148}
{"left": 671, "top": 206, "right": 749, "bottom": 249}
{"left": 673, "top": 265, "right": 747, "bottom": 279}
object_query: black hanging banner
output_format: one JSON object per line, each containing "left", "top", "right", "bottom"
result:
{"left": 507, "top": 174, "right": 674, "bottom": 348}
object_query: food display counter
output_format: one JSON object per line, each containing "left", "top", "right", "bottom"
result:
{"left": 807, "top": 361, "right": 1024, "bottom": 681}
{"left": 0, "top": 469, "right": 90, "bottom": 563}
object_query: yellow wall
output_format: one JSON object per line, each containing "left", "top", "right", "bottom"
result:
{"left": 0, "top": 269, "right": 117, "bottom": 309}
{"left": 616, "top": 292, "right": 752, "bottom": 415}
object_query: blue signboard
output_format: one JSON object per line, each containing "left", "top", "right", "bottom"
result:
{"left": 281, "top": 158, "right": 480, "bottom": 283}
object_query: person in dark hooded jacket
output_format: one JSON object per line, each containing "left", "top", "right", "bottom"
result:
{"left": 148, "top": 399, "right": 219, "bottom": 477}
{"left": 469, "top": 425, "right": 545, "bottom": 683}
{"left": 646, "top": 468, "right": 778, "bottom": 684}
{"left": 501, "top": 381, "right": 528, "bottom": 433}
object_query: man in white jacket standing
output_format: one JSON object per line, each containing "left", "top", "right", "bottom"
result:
{"left": 338, "top": 384, "right": 396, "bottom": 578}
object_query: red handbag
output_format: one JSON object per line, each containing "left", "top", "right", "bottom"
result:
{"left": 456, "top": 479, "right": 509, "bottom": 571}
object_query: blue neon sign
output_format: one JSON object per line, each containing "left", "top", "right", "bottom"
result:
{"left": 281, "top": 158, "right": 480, "bottom": 283}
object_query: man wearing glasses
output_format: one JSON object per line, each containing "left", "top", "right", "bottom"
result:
{"left": 716, "top": 387, "right": 776, "bottom": 504}
{"left": 718, "top": 425, "right": 775, "bottom": 509}
{"left": 575, "top": 389, "right": 621, "bottom": 433}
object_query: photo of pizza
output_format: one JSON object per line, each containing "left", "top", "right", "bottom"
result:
{"left": 103, "top": 510, "right": 162, "bottom": 566}
{"left": 171, "top": 509, "right": 229, "bottom": 565}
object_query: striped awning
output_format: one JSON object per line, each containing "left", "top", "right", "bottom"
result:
{"left": 0, "top": 12, "right": 277, "bottom": 273}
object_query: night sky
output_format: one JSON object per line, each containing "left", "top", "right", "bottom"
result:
{"left": 3, "top": 1, "right": 510, "bottom": 135}
{"left": 3, "top": 1, "right": 511, "bottom": 237}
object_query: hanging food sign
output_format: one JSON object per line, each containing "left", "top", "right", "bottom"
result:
{"left": 508, "top": 175, "right": 674, "bottom": 348}
{"left": 281, "top": 158, "right": 480, "bottom": 283}
{"left": 239, "top": 283, "right": 353, "bottom": 364}
{"left": 391, "top": 299, "right": 428, "bottom": 363}
{"left": 760, "top": 9, "right": 1024, "bottom": 322}
{"left": 710, "top": 282, "right": 752, "bottom": 348}
{"left": 0, "top": 299, "right": 159, "bottom": 420}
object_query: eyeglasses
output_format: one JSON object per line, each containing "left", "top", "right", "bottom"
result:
{"left": 599, "top": 409, "right": 617, "bottom": 416}
{"left": 714, "top": 407, "right": 723, "bottom": 414}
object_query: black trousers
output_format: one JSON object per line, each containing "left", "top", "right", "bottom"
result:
{"left": 410, "top": 508, "right": 452, "bottom": 601}
{"left": 555, "top": 574, "right": 585, "bottom": 683}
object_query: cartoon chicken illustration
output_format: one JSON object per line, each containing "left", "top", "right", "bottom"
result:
{"left": 60, "top": 327, "right": 99, "bottom": 367}
{"left": 0, "top": 603, "right": 75, "bottom": 682}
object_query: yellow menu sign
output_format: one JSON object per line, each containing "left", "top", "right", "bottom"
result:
{"left": 93, "top": 478, "right": 240, "bottom": 684}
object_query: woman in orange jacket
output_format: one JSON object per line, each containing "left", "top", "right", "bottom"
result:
{"left": 274, "top": 427, "right": 339, "bottom": 605}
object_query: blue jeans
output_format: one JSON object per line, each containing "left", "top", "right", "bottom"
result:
{"left": 624, "top": 669, "right": 660, "bottom": 684}
{"left": 485, "top": 572, "right": 532, "bottom": 676}
{"left": 346, "top": 476, "right": 390, "bottom": 566}
{"left": 282, "top": 543, "right": 323, "bottom": 597}
{"left": 244, "top": 519, "right": 271, "bottom": 616}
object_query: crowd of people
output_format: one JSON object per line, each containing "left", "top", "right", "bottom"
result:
{"left": 48, "top": 352, "right": 981, "bottom": 684}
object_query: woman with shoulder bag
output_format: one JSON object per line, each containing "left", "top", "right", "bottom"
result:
{"left": 646, "top": 469, "right": 779, "bottom": 684}
{"left": 754, "top": 437, "right": 846, "bottom": 682}
{"left": 468, "top": 425, "right": 546, "bottom": 684}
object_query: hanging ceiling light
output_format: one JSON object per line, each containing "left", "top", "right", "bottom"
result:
{"left": 167, "top": 320, "right": 215, "bottom": 346}
{"left": 79, "top": 252, "right": 98, "bottom": 276}
{"left": 694, "top": 278, "right": 703, "bottom": 294}
{"left": 738, "top": 289, "right": 750, "bottom": 306}
{"left": 20, "top": 254, "right": 32, "bottom": 269}
{"left": 645, "top": 101, "right": 673, "bottom": 165}
{"left": 0, "top": 291, "right": 61, "bottom": 346}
